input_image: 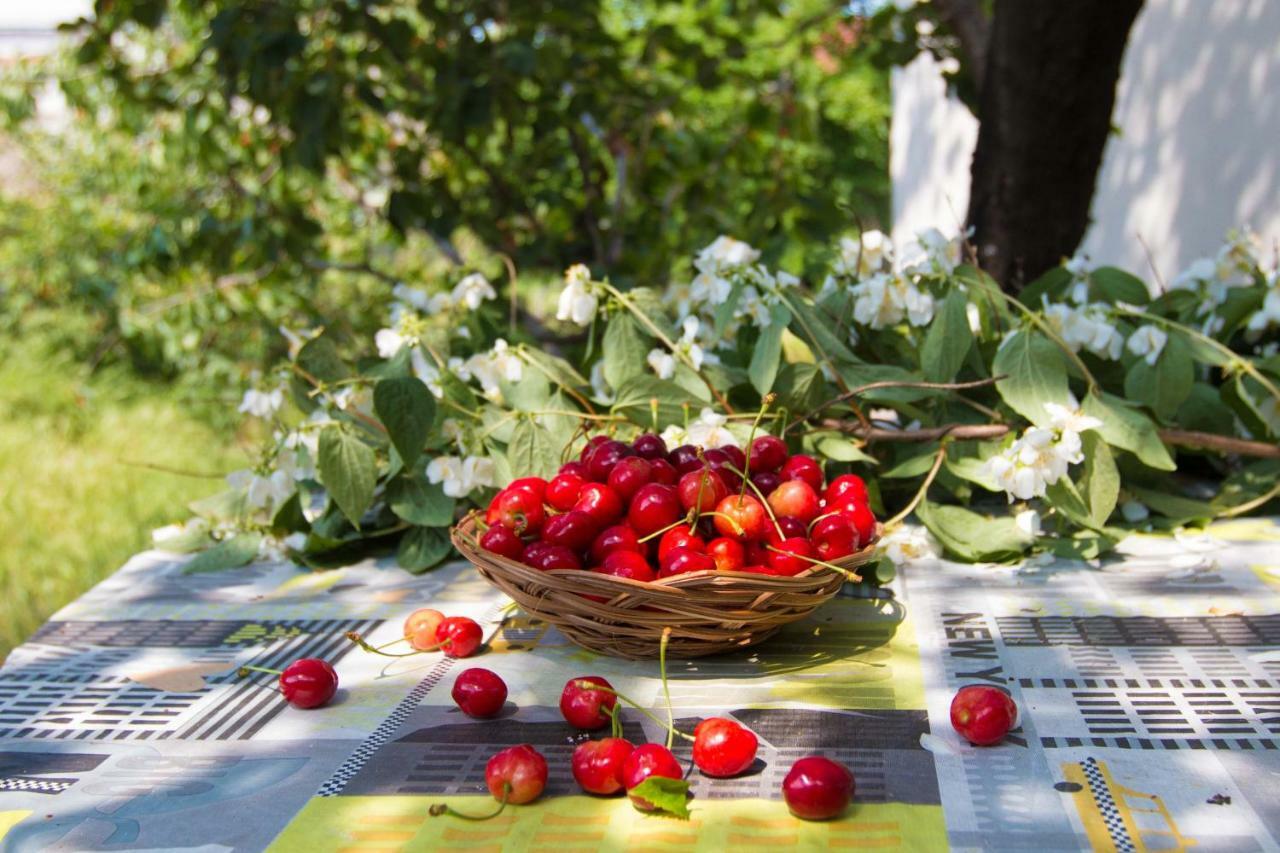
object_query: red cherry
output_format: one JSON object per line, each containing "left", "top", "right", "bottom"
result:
{"left": 578, "top": 434, "right": 611, "bottom": 462}
{"left": 543, "top": 510, "right": 600, "bottom": 553}
{"left": 451, "top": 668, "right": 508, "bottom": 718}
{"left": 486, "top": 489, "right": 546, "bottom": 536}
{"left": 403, "top": 608, "right": 445, "bottom": 651}
{"left": 659, "top": 546, "right": 716, "bottom": 578}
{"left": 751, "top": 470, "right": 782, "bottom": 496}
{"left": 479, "top": 525, "right": 525, "bottom": 560}
{"left": 560, "top": 676, "right": 618, "bottom": 730}
{"left": 779, "top": 454, "right": 824, "bottom": 491}
{"left": 507, "top": 476, "right": 548, "bottom": 503}
{"left": 767, "top": 536, "right": 815, "bottom": 575}
{"left": 677, "top": 469, "right": 730, "bottom": 514}
{"left": 585, "top": 439, "right": 634, "bottom": 482}
{"left": 713, "top": 495, "right": 768, "bottom": 541}
{"left": 590, "top": 524, "right": 644, "bottom": 563}
{"left": 667, "top": 444, "right": 703, "bottom": 475}
{"left": 572, "top": 737, "right": 636, "bottom": 795}
{"left": 811, "top": 515, "right": 857, "bottom": 561}
{"left": 703, "top": 449, "right": 743, "bottom": 492}
{"left": 632, "top": 433, "right": 668, "bottom": 460}
{"left": 627, "top": 483, "right": 682, "bottom": 538}
{"left": 693, "top": 718, "right": 758, "bottom": 777}
{"left": 741, "top": 563, "right": 787, "bottom": 576}
{"left": 742, "top": 541, "right": 769, "bottom": 566}
{"left": 950, "top": 685, "right": 1019, "bottom": 745}
{"left": 597, "top": 551, "right": 657, "bottom": 582}
{"left": 749, "top": 435, "right": 789, "bottom": 473}
{"left": 486, "top": 744, "right": 548, "bottom": 805}
{"left": 546, "top": 472, "right": 587, "bottom": 512}
{"left": 435, "top": 616, "right": 484, "bottom": 658}
{"left": 657, "top": 527, "right": 704, "bottom": 563}
{"left": 623, "top": 743, "right": 684, "bottom": 812}
{"left": 833, "top": 499, "right": 877, "bottom": 546}
{"left": 782, "top": 756, "right": 854, "bottom": 820}
{"left": 767, "top": 480, "right": 822, "bottom": 524}
{"left": 720, "top": 445, "right": 747, "bottom": 472}
{"left": 825, "top": 474, "right": 869, "bottom": 506}
{"left": 705, "top": 537, "right": 745, "bottom": 572}
{"left": 559, "top": 460, "right": 590, "bottom": 479}
{"left": 524, "top": 543, "right": 583, "bottom": 572}
{"left": 574, "top": 483, "right": 625, "bottom": 526}
{"left": 648, "top": 458, "right": 679, "bottom": 485}
{"left": 279, "top": 658, "right": 338, "bottom": 709}
{"left": 763, "top": 516, "right": 807, "bottom": 545}
{"left": 607, "top": 456, "right": 654, "bottom": 502}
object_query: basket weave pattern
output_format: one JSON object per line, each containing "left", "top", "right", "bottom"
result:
{"left": 451, "top": 515, "right": 878, "bottom": 659}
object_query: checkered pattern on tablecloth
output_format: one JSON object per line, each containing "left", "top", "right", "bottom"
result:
{"left": 1080, "top": 757, "right": 1136, "bottom": 852}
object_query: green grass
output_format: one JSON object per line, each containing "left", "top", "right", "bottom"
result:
{"left": 0, "top": 320, "right": 249, "bottom": 658}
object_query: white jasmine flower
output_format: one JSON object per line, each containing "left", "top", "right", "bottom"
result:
{"left": 647, "top": 348, "right": 676, "bottom": 380}
{"left": 226, "top": 468, "right": 295, "bottom": 511}
{"left": 878, "top": 524, "right": 940, "bottom": 565}
{"left": 1126, "top": 325, "right": 1168, "bottom": 366}
{"left": 1064, "top": 252, "right": 1090, "bottom": 279}
{"left": 694, "top": 236, "right": 760, "bottom": 275}
{"left": 259, "top": 532, "right": 308, "bottom": 562}
{"left": 685, "top": 407, "right": 738, "bottom": 449}
{"left": 850, "top": 274, "right": 935, "bottom": 329}
{"left": 441, "top": 418, "right": 466, "bottom": 451}
{"left": 589, "top": 362, "right": 615, "bottom": 404}
{"left": 833, "top": 231, "right": 894, "bottom": 278}
{"left": 983, "top": 405, "right": 1095, "bottom": 503}
{"left": 426, "top": 455, "right": 496, "bottom": 498}
{"left": 409, "top": 350, "right": 445, "bottom": 398}
{"left": 1043, "top": 398, "right": 1103, "bottom": 436}
{"left": 393, "top": 284, "right": 452, "bottom": 314}
{"left": 1121, "top": 501, "right": 1149, "bottom": 523}
{"left": 464, "top": 339, "right": 522, "bottom": 401}
{"left": 659, "top": 422, "right": 688, "bottom": 449}
{"left": 375, "top": 328, "right": 405, "bottom": 358}
{"left": 556, "top": 264, "right": 598, "bottom": 326}
{"left": 330, "top": 386, "right": 373, "bottom": 415}
{"left": 451, "top": 273, "right": 496, "bottom": 310}
{"left": 966, "top": 302, "right": 982, "bottom": 334}
{"left": 739, "top": 285, "right": 773, "bottom": 327}
{"left": 1042, "top": 302, "right": 1123, "bottom": 361}
{"left": 689, "top": 272, "right": 733, "bottom": 306}
{"left": 904, "top": 228, "right": 961, "bottom": 276}
{"left": 1245, "top": 282, "right": 1280, "bottom": 336}
{"left": 238, "top": 388, "right": 284, "bottom": 419}
{"left": 1015, "top": 509, "right": 1042, "bottom": 538}
{"left": 278, "top": 325, "right": 317, "bottom": 358}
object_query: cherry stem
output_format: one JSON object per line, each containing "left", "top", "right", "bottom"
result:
{"left": 637, "top": 516, "right": 690, "bottom": 544}
{"left": 604, "top": 702, "right": 623, "bottom": 739}
{"left": 572, "top": 681, "right": 695, "bottom": 743}
{"left": 237, "top": 664, "right": 282, "bottom": 677}
{"left": 697, "top": 510, "right": 745, "bottom": 537}
{"left": 346, "top": 631, "right": 427, "bottom": 658}
{"left": 660, "top": 627, "right": 674, "bottom": 750}
{"left": 722, "top": 461, "right": 785, "bottom": 539}
{"left": 764, "top": 544, "right": 863, "bottom": 582}
{"left": 429, "top": 783, "right": 511, "bottom": 821}
{"left": 740, "top": 393, "right": 776, "bottom": 500}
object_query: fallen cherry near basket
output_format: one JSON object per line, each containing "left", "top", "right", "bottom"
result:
{"left": 452, "top": 415, "right": 881, "bottom": 659}
{"left": 237, "top": 658, "right": 338, "bottom": 709}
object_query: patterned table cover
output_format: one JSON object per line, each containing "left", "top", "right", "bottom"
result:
{"left": 1, "top": 519, "right": 1278, "bottom": 851}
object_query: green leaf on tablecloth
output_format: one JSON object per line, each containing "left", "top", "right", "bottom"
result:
{"left": 188, "top": 488, "right": 247, "bottom": 522}
{"left": 1128, "top": 485, "right": 1215, "bottom": 525}
{"left": 1123, "top": 334, "right": 1193, "bottom": 422}
{"left": 921, "top": 290, "right": 972, "bottom": 382}
{"left": 865, "top": 555, "right": 896, "bottom": 585}
{"left": 748, "top": 303, "right": 792, "bottom": 395}
{"left": 182, "top": 533, "right": 262, "bottom": 574}
{"left": 397, "top": 526, "right": 454, "bottom": 573}
{"left": 916, "top": 499, "right": 1032, "bottom": 562}
{"left": 603, "top": 313, "right": 652, "bottom": 390}
{"left": 154, "top": 526, "right": 215, "bottom": 554}
{"left": 271, "top": 491, "right": 312, "bottom": 535}
{"left": 1082, "top": 390, "right": 1176, "bottom": 471}
{"left": 1043, "top": 530, "right": 1120, "bottom": 560}
{"left": 507, "top": 417, "right": 561, "bottom": 479}
{"left": 374, "top": 376, "right": 435, "bottom": 468}
{"left": 318, "top": 425, "right": 378, "bottom": 527}
{"left": 387, "top": 474, "right": 455, "bottom": 526}
{"left": 626, "top": 776, "right": 691, "bottom": 819}
{"left": 993, "top": 329, "right": 1067, "bottom": 426}
{"left": 1079, "top": 432, "right": 1119, "bottom": 528}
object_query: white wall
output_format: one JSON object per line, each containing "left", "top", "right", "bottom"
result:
{"left": 891, "top": 0, "right": 1280, "bottom": 280}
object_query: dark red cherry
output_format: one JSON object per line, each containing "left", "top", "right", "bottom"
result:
{"left": 632, "top": 433, "right": 668, "bottom": 460}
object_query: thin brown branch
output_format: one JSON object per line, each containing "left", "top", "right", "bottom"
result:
{"left": 1158, "top": 429, "right": 1280, "bottom": 459}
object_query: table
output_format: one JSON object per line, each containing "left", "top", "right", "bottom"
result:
{"left": 1, "top": 519, "right": 1278, "bottom": 851}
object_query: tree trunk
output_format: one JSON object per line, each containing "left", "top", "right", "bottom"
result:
{"left": 966, "top": 0, "right": 1144, "bottom": 290}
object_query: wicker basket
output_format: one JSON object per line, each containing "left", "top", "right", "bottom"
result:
{"left": 451, "top": 515, "right": 879, "bottom": 659}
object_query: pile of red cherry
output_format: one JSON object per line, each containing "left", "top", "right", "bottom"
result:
{"left": 478, "top": 432, "right": 878, "bottom": 580}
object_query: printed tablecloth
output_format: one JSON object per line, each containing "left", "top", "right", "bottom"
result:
{"left": 1, "top": 519, "right": 1278, "bottom": 851}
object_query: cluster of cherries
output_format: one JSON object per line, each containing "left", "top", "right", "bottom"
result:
{"left": 444, "top": 665, "right": 857, "bottom": 821}
{"left": 478, "top": 431, "right": 878, "bottom": 580}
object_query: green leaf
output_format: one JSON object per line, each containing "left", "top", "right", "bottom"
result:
{"left": 296, "top": 335, "right": 349, "bottom": 384}
{"left": 992, "top": 330, "right": 1068, "bottom": 426}
{"left": 507, "top": 417, "right": 561, "bottom": 479}
{"left": 397, "top": 526, "right": 454, "bottom": 573}
{"left": 920, "top": 290, "right": 972, "bottom": 382}
{"left": 318, "top": 426, "right": 378, "bottom": 526}
{"left": 814, "top": 434, "right": 878, "bottom": 465}
{"left": 374, "top": 376, "right": 435, "bottom": 468}
{"left": 780, "top": 291, "right": 857, "bottom": 363}
{"left": 748, "top": 304, "right": 791, "bottom": 395}
{"left": 1177, "top": 383, "right": 1236, "bottom": 436}
{"left": 945, "top": 455, "right": 1001, "bottom": 492}
{"left": 1079, "top": 432, "right": 1119, "bottom": 527}
{"left": 916, "top": 500, "right": 1032, "bottom": 562}
{"left": 1089, "top": 267, "right": 1149, "bottom": 304}
{"left": 625, "top": 776, "right": 691, "bottom": 819}
{"left": 612, "top": 375, "right": 703, "bottom": 429}
{"left": 772, "top": 362, "right": 829, "bottom": 413}
{"left": 154, "top": 526, "right": 214, "bottom": 554}
{"left": 271, "top": 491, "right": 312, "bottom": 535}
{"left": 1082, "top": 391, "right": 1176, "bottom": 471}
{"left": 883, "top": 445, "right": 941, "bottom": 478}
{"left": 188, "top": 489, "right": 247, "bottom": 522}
{"left": 1128, "top": 486, "right": 1215, "bottom": 525}
{"left": 1175, "top": 329, "right": 1233, "bottom": 368}
{"left": 1044, "top": 530, "right": 1119, "bottom": 560}
{"left": 1045, "top": 477, "right": 1097, "bottom": 531}
{"left": 865, "top": 555, "right": 896, "bottom": 585}
{"left": 182, "top": 533, "right": 263, "bottom": 574}
{"left": 521, "top": 347, "right": 590, "bottom": 390}
{"left": 1018, "top": 266, "right": 1073, "bottom": 307}
{"left": 387, "top": 475, "right": 455, "bottom": 526}
{"left": 1122, "top": 334, "right": 1193, "bottom": 422}
{"left": 602, "top": 314, "right": 652, "bottom": 390}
